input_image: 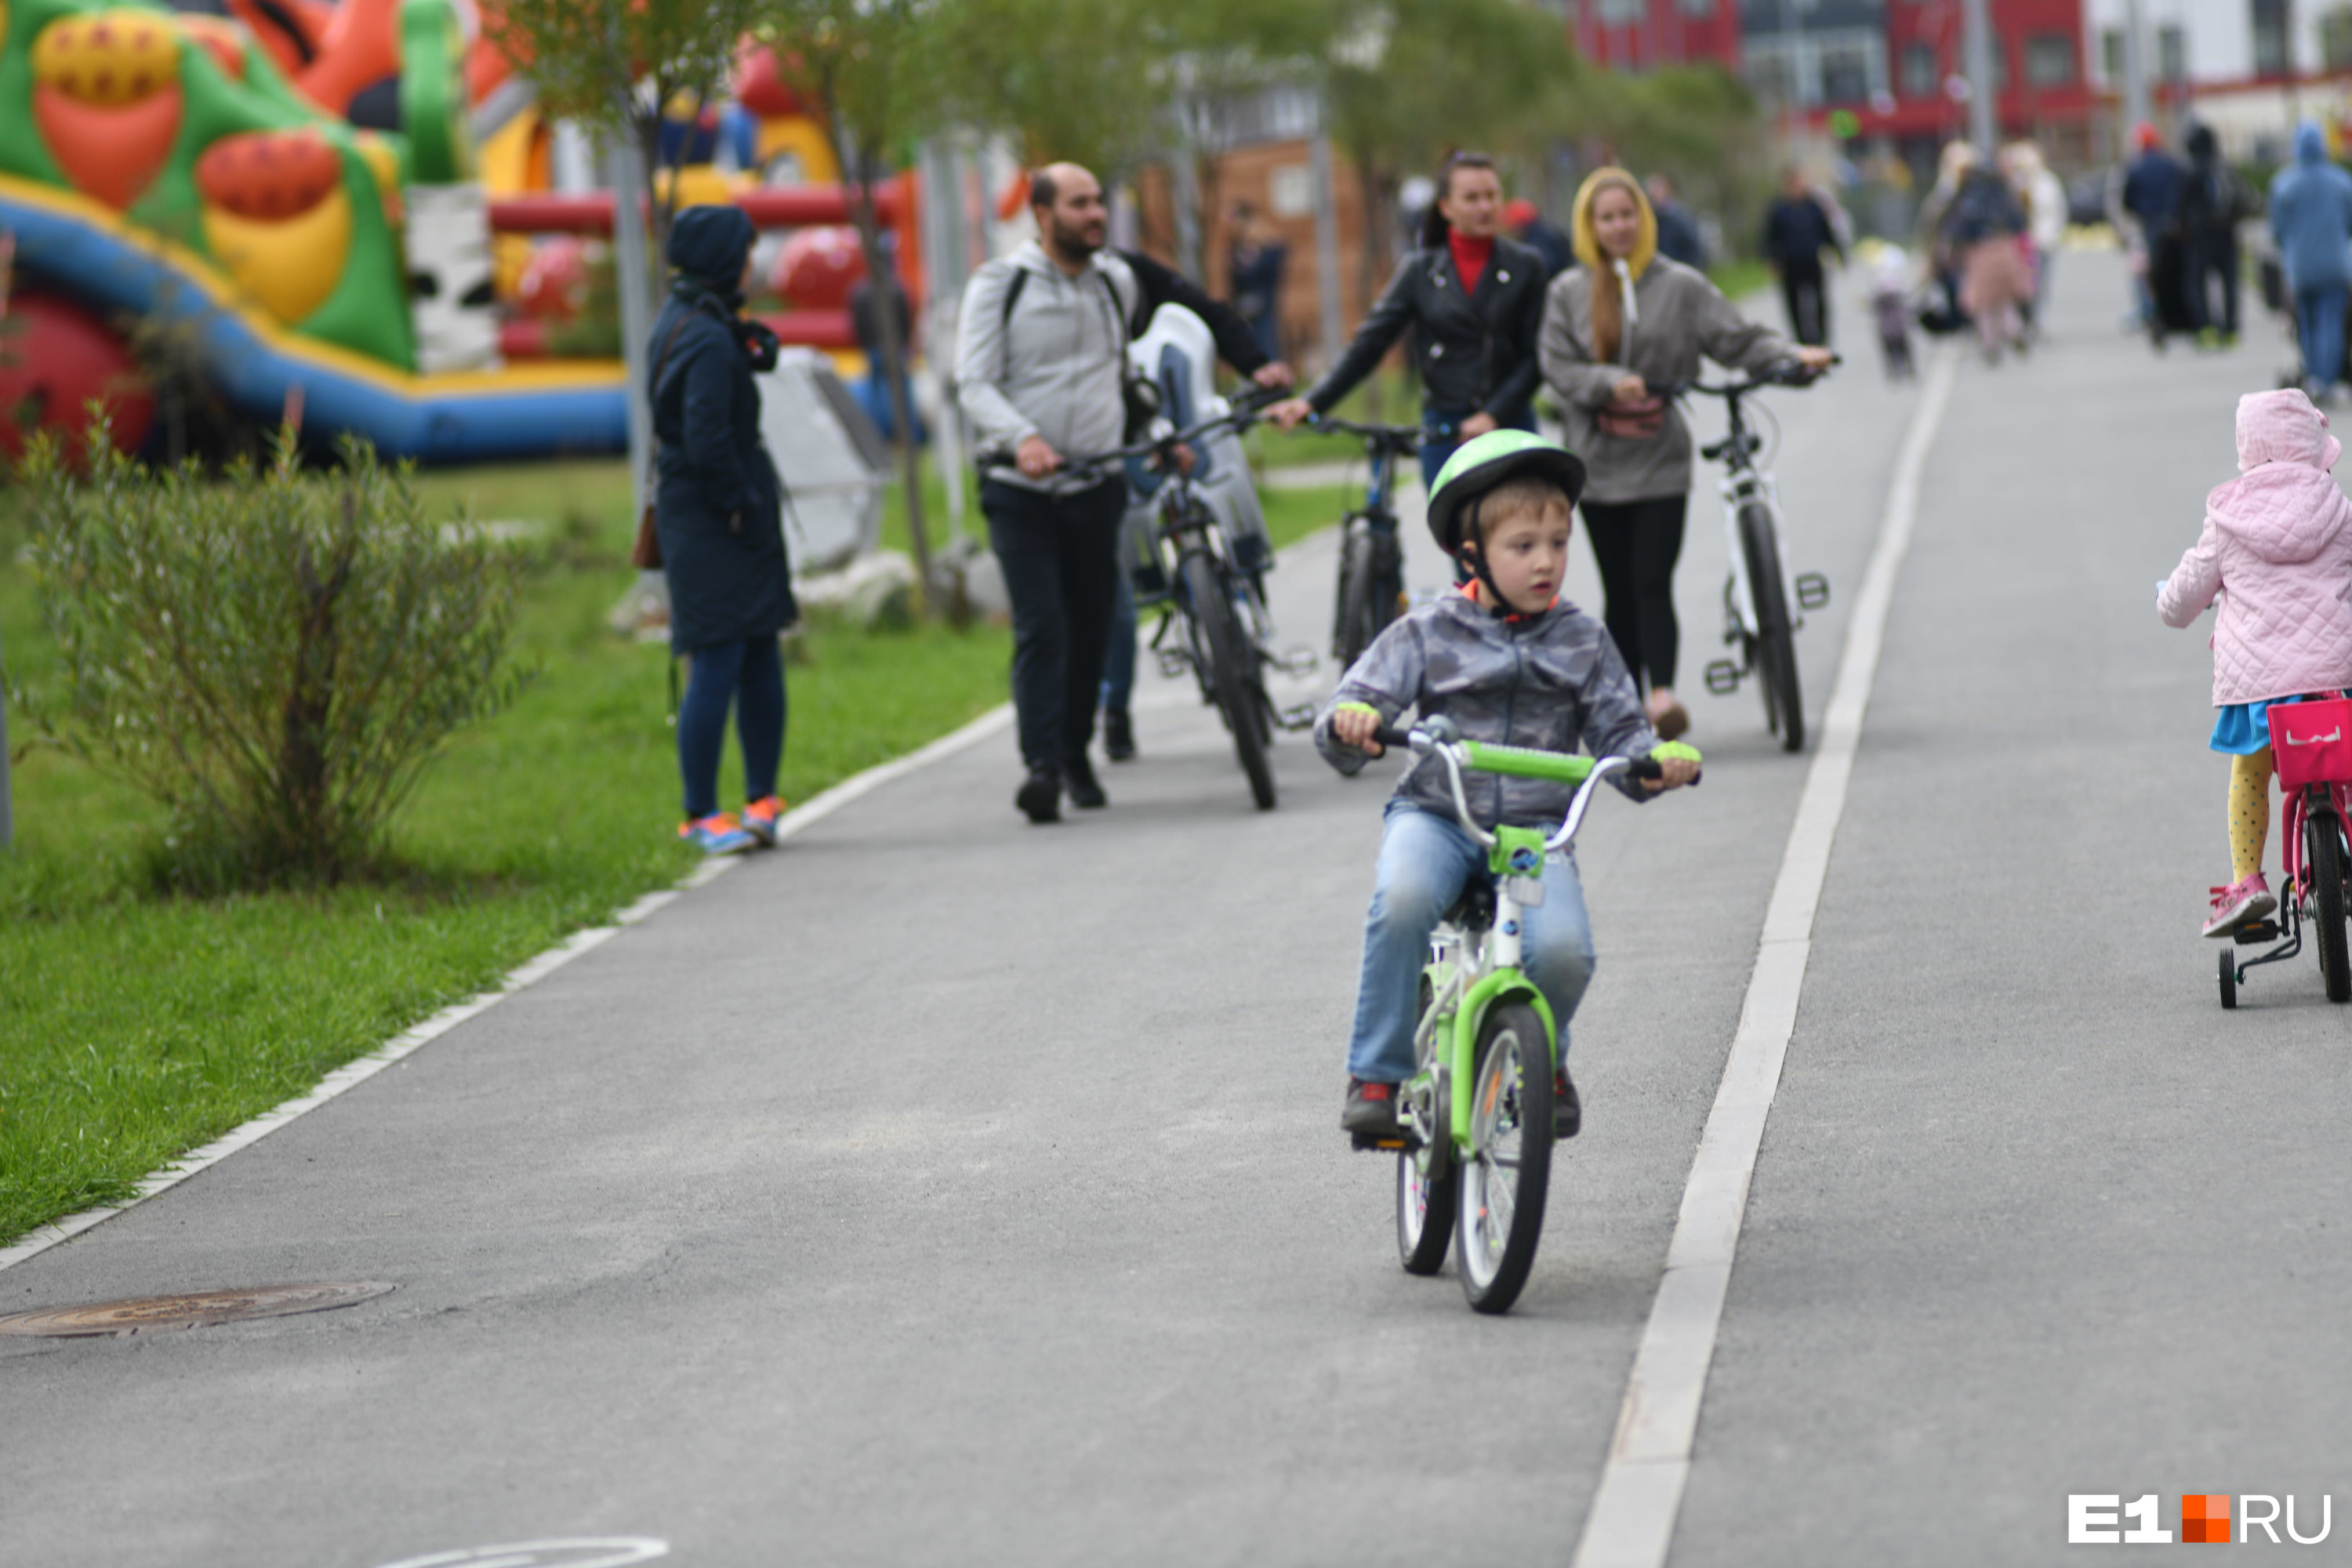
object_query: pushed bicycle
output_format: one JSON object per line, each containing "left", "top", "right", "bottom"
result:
{"left": 1660, "top": 364, "right": 1832, "bottom": 753}
{"left": 2220, "top": 696, "right": 2352, "bottom": 1007}
{"left": 1360, "top": 716, "right": 1697, "bottom": 1313}
{"left": 1305, "top": 416, "right": 1432, "bottom": 670}
{"left": 1053, "top": 389, "right": 1310, "bottom": 811}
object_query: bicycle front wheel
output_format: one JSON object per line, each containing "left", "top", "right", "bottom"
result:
{"left": 1455, "top": 1002, "right": 1553, "bottom": 1314}
{"left": 1739, "top": 501, "right": 1804, "bottom": 753}
{"left": 1182, "top": 553, "right": 1277, "bottom": 811}
{"left": 2307, "top": 802, "right": 2350, "bottom": 1002}
{"left": 1334, "top": 517, "right": 1402, "bottom": 670}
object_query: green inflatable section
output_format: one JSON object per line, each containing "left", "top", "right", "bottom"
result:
{"left": 0, "top": 0, "right": 478, "bottom": 372}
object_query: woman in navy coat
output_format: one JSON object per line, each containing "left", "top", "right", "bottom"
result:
{"left": 652, "top": 205, "right": 799, "bottom": 851}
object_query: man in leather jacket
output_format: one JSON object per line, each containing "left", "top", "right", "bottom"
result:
{"left": 1267, "top": 152, "right": 1547, "bottom": 488}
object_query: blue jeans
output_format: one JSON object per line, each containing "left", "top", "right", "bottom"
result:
{"left": 1417, "top": 404, "right": 1537, "bottom": 492}
{"left": 1346, "top": 801, "right": 1596, "bottom": 1084}
{"left": 2299, "top": 285, "right": 2348, "bottom": 390}
{"left": 678, "top": 636, "right": 785, "bottom": 821}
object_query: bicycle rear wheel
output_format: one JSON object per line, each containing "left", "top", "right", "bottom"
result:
{"left": 1454, "top": 1001, "right": 1552, "bottom": 1314}
{"left": 2306, "top": 800, "right": 2350, "bottom": 1002}
{"left": 1739, "top": 502, "right": 1804, "bottom": 753}
{"left": 1334, "top": 517, "right": 1403, "bottom": 670}
{"left": 1183, "top": 552, "right": 1277, "bottom": 811}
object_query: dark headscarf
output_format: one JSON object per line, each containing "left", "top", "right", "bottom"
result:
{"left": 668, "top": 205, "right": 757, "bottom": 310}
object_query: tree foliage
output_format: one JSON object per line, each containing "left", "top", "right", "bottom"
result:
{"left": 19, "top": 435, "right": 529, "bottom": 891}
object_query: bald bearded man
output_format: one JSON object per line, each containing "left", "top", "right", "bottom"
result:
{"left": 957, "top": 162, "right": 1290, "bottom": 822}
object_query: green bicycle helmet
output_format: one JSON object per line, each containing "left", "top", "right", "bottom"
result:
{"left": 1425, "top": 429, "right": 1588, "bottom": 557}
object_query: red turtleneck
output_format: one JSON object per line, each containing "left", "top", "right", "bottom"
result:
{"left": 1448, "top": 230, "right": 1494, "bottom": 295}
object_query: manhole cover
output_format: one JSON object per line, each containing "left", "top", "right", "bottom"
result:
{"left": 0, "top": 1281, "right": 397, "bottom": 1338}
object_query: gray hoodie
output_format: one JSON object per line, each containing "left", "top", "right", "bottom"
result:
{"left": 1315, "top": 590, "right": 1660, "bottom": 829}
{"left": 954, "top": 241, "right": 1141, "bottom": 495}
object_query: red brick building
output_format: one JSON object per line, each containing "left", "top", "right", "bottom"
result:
{"left": 1571, "top": 0, "right": 1746, "bottom": 73}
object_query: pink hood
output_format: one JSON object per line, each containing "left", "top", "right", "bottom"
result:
{"left": 2160, "top": 389, "right": 2352, "bottom": 706}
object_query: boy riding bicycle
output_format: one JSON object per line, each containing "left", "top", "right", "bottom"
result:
{"left": 1315, "top": 430, "right": 1700, "bottom": 1141}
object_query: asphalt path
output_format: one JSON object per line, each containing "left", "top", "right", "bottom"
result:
{"left": 5, "top": 253, "right": 2341, "bottom": 1566}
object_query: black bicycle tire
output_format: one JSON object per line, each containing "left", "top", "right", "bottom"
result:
{"left": 1740, "top": 502, "right": 1805, "bottom": 753}
{"left": 2219, "top": 948, "right": 2238, "bottom": 1009}
{"left": 1455, "top": 1001, "right": 1552, "bottom": 1314}
{"left": 2309, "top": 804, "right": 2350, "bottom": 1002}
{"left": 1183, "top": 553, "right": 1277, "bottom": 811}
{"left": 1335, "top": 520, "right": 1378, "bottom": 667}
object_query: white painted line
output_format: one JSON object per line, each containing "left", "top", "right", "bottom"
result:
{"left": 1570, "top": 345, "right": 1958, "bottom": 1568}
{"left": 0, "top": 700, "right": 1014, "bottom": 1277}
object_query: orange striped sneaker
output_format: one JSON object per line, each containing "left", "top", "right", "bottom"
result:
{"left": 740, "top": 795, "right": 788, "bottom": 847}
{"left": 679, "top": 812, "right": 756, "bottom": 855}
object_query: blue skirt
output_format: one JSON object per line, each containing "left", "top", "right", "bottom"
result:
{"left": 2212, "top": 693, "right": 2336, "bottom": 754}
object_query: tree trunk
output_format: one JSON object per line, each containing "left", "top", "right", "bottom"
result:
{"left": 837, "top": 136, "right": 935, "bottom": 620}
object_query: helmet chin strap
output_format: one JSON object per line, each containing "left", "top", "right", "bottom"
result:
{"left": 1461, "top": 494, "right": 1511, "bottom": 613}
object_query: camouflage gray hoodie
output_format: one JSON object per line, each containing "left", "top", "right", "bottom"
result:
{"left": 1314, "top": 588, "right": 1660, "bottom": 829}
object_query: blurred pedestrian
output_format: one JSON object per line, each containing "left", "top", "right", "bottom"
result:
{"left": 2269, "top": 120, "right": 2352, "bottom": 400}
{"left": 1870, "top": 246, "right": 1916, "bottom": 380}
{"left": 1538, "top": 168, "right": 1831, "bottom": 741}
{"left": 651, "top": 205, "right": 797, "bottom": 855}
{"left": 1226, "top": 201, "right": 1290, "bottom": 363}
{"left": 1761, "top": 166, "right": 1846, "bottom": 346}
{"left": 2122, "top": 123, "right": 2193, "bottom": 345}
{"left": 2180, "top": 123, "right": 2252, "bottom": 346}
{"left": 2002, "top": 141, "right": 2067, "bottom": 331}
{"left": 1505, "top": 197, "right": 1575, "bottom": 278}
{"left": 1267, "top": 151, "right": 1549, "bottom": 488}
{"left": 1646, "top": 174, "right": 1708, "bottom": 271}
{"left": 1941, "top": 158, "right": 2033, "bottom": 363}
{"left": 849, "top": 257, "right": 926, "bottom": 445}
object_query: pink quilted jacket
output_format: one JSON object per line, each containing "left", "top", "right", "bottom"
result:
{"left": 2160, "top": 389, "right": 2352, "bottom": 706}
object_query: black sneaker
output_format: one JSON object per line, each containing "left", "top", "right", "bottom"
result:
{"left": 1015, "top": 767, "right": 1061, "bottom": 824}
{"left": 1341, "top": 1078, "right": 1401, "bottom": 1138}
{"left": 1103, "top": 708, "right": 1137, "bottom": 762}
{"left": 1552, "top": 1069, "right": 1581, "bottom": 1140}
{"left": 1063, "top": 753, "right": 1107, "bottom": 809}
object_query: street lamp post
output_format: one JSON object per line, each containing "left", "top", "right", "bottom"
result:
{"left": 1961, "top": 0, "right": 1999, "bottom": 152}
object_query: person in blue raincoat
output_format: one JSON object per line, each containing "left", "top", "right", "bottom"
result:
{"left": 2270, "top": 121, "right": 2352, "bottom": 401}
{"left": 651, "top": 205, "right": 799, "bottom": 854}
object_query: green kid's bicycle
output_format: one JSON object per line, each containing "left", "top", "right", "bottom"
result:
{"left": 1363, "top": 716, "right": 1698, "bottom": 1314}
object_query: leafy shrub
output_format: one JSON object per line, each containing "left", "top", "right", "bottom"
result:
{"left": 18, "top": 435, "right": 529, "bottom": 890}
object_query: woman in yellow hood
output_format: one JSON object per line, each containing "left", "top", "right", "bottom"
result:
{"left": 1538, "top": 168, "right": 1832, "bottom": 739}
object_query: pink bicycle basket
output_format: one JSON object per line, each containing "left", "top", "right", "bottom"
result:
{"left": 2267, "top": 697, "right": 2352, "bottom": 789}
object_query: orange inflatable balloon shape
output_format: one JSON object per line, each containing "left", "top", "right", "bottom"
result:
{"left": 30, "top": 10, "right": 187, "bottom": 209}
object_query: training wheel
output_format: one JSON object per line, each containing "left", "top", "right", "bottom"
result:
{"left": 2220, "top": 949, "right": 2238, "bottom": 1010}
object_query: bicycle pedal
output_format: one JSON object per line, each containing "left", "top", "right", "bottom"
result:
{"left": 1350, "top": 1134, "right": 1412, "bottom": 1153}
{"left": 1273, "top": 644, "right": 1319, "bottom": 680}
{"left": 1277, "top": 702, "right": 1319, "bottom": 731}
{"left": 2235, "top": 920, "right": 2281, "bottom": 944}
{"left": 1704, "top": 659, "right": 1742, "bottom": 695}
{"left": 1155, "top": 649, "right": 1192, "bottom": 680}
{"left": 1795, "top": 572, "right": 1831, "bottom": 611}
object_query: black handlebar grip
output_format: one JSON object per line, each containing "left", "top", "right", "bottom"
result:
{"left": 1371, "top": 724, "right": 1417, "bottom": 750}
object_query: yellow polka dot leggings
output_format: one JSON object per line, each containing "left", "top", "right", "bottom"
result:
{"left": 2231, "top": 748, "right": 2275, "bottom": 884}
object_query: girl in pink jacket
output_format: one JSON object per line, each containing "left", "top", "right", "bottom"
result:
{"left": 2161, "top": 388, "right": 2352, "bottom": 935}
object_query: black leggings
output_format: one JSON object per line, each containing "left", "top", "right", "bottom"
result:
{"left": 1581, "top": 494, "right": 1689, "bottom": 691}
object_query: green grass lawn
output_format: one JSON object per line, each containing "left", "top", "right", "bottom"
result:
{"left": 0, "top": 458, "right": 1011, "bottom": 1247}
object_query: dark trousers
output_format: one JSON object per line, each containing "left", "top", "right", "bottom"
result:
{"left": 678, "top": 635, "right": 785, "bottom": 821}
{"left": 1780, "top": 260, "right": 1829, "bottom": 347}
{"left": 982, "top": 475, "right": 1127, "bottom": 771}
{"left": 1581, "top": 494, "right": 1690, "bottom": 691}
{"left": 2189, "top": 232, "right": 2241, "bottom": 336}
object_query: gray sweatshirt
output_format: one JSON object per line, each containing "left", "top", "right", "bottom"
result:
{"left": 1314, "top": 590, "right": 1659, "bottom": 829}
{"left": 1538, "top": 258, "right": 1799, "bottom": 505}
{"left": 953, "top": 241, "right": 1139, "bottom": 495}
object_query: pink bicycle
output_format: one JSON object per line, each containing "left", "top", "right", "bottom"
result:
{"left": 2220, "top": 696, "right": 2352, "bottom": 1007}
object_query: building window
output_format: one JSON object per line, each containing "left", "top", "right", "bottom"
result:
{"left": 2159, "top": 23, "right": 2188, "bottom": 80}
{"left": 1820, "top": 43, "right": 1871, "bottom": 101}
{"left": 2252, "top": 0, "right": 2288, "bottom": 73}
{"left": 1679, "top": 0, "right": 1715, "bottom": 19}
{"left": 1747, "top": 51, "right": 1799, "bottom": 104}
{"left": 1598, "top": 0, "right": 1644, "bottom": 26}
{"left": 2324, "top": 3, "right": 2352, "bottom": 69}
{"left": 2101, "top": 27, "right": 2124, "bottom": 80}
{"left": 2025, "top": 33, "right": 2076, "bottom": 84}
{"left": 1902, "top": 41, "right": 1940, "bottom": 96}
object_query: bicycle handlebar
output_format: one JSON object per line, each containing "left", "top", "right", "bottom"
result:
{"left": 981, "top": 385, "right": 1286, "bottom": 477}
{"left": 1651, "top": 354, "right": 1839, "bottom": 401}
{"left": 1368, "top": 720, "right": 1697, "bottom": 851}
{"left": 1305, "top": 414, "right": 1428, "bottom": 450}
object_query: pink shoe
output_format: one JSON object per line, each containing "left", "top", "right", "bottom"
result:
{"left": 2203, "top": 874, "right": 2278, "bottom": 938}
